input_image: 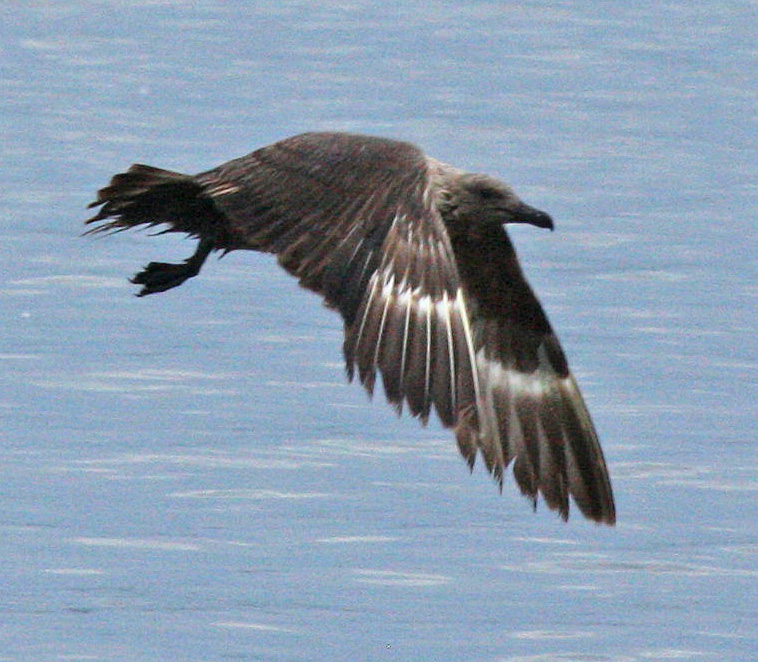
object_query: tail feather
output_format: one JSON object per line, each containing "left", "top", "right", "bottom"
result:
{"left": 85, "top": 164, "right": 216, "bottom": 238}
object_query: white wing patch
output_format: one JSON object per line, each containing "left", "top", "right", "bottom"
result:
{"left": 348, "top": 261, "right": 479, "bottom": 429}
{"left": 471, "top": 335, "right": 604, "bottom": 521}
{"left": 205, "top": 182, "right": 241, "bottom": 197}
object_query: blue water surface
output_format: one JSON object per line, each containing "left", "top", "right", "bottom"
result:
{"left": 1, "top": 2, "right": 756, "bottom": 661}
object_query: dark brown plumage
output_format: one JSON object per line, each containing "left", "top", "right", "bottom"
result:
{"left": 85, "top": 131, "right": 615, "bottom": 524}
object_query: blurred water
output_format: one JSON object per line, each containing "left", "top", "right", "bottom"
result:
{"left": 1, "top": 1, "right": 756, "bottom": 661}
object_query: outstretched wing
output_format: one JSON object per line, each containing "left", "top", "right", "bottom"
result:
{"left": 452, "top": 222, "right": 616, "bottom": 524}
{"left": 200, "top": 132, "right": 479, "bottom": 431}
{"left": 341, "top": 209, "right": 479, "bottom": 430}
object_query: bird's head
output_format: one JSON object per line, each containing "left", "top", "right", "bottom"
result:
{"left": 447, "top": 173, "right": 554, "bottom": 231}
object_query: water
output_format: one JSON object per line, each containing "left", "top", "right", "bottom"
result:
{"left": 1, "top": 1, "right": 756, "bottom": 660}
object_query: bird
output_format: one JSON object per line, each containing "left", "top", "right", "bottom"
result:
{"left": 85, "top": 131, "right": 615, "bottom": 524}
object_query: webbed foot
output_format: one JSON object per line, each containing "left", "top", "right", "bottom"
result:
{"left": 131, "top": 261, "right": 199, "bottom": 296}
{"left": 130, "top": 239, "right": 214, "bottom": 297}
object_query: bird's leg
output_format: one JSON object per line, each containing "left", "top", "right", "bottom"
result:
{"left": 131, "top": 238, "right": 214, "bottom": 297}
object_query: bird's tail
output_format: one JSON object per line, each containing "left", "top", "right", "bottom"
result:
{"left": 85, "top": 164, "right": 213, "bottom": 237}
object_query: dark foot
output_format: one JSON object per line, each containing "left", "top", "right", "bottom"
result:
{"left": 130, "top": 261, "right": 199, "bottom": 296}
{"left": 130, "top": 239, "right": 214, "bottom": 297}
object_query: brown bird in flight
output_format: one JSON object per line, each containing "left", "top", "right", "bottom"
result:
{"left": 86, "top": 131, "right": 615, "bottom": 524}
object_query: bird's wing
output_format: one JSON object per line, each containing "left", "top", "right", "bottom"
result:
{"left": 196, "top": 132, "right": 435, "bottom": 326}
{"left": 199, "top": 133, "right": 477, "bottom": 429}
{"left": 341, "top": 208, "right": 479, "bottom": 431}
{"left": 451, "top": 222, "right": 615, "bottom": 524}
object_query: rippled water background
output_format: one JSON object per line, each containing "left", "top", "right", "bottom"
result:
{"left": 1, "top": 2, "right": 756, "bottom": 661}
